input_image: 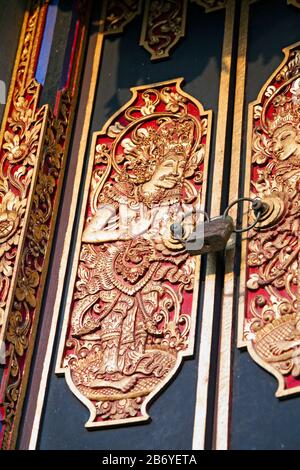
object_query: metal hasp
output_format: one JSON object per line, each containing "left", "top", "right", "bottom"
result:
{"left": 170, "top": 197, "right": 271, "bottom": 256}
{"left": 171, "top": 216, "right": 234, "bottom": 256}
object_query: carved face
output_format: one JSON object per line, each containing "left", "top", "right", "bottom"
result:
{"left": 148, "top": 154, "right": 186, "bottom": 190}
{"left": 272, "top": 123, "right": 300, "bottom": 161}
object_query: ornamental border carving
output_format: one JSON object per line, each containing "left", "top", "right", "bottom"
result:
{"left": 103, "top": 0, "right": 143, "bottom": 35}
{"left": 0, "top": 0, "right": 90, "bottom": 449}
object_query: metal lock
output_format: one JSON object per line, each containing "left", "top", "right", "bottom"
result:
{"left": 170, "top": 197, "right": 270, "bottom": 256}
{"left": 170, "top": 216, "right": 234, "bottom": 256}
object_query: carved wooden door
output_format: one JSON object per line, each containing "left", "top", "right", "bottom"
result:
{"left": 1, "top": 0, "right": 300, "bottom": 451}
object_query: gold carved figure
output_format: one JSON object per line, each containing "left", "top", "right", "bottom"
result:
{"left": 244, "top": 46, "right": 300, "bottom": 396}
{"left": 57, "top": 79, "right": 211, "bottom": 426}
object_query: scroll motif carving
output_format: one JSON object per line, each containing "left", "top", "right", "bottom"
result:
{"left": 1, "top": 94, "right": 71, "bottom": 450}
{"left": 191, "top": 0, "right": 227, "bottom": 12}
{"left": 104, "top": 0, "right": 142, "bottom": 35}
{"left": 0, "top": 1, "right": 89, "bottom": 449}
{"left": 57, "top": 79, "right": 211, "bottom": 427}
{"left": 0, "top": 0, "right": 48, "bottom": 343}
{"left": 140, "top": 0, "right": 188, "bottom": 60}
{"left": 242, "top": 43, "right": 300, "bottom": 397}
{"left": 0, "top": 83, "right": 44, "bottom": 338}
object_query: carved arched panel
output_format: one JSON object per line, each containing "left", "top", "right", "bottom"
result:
{"left": 56, "top": 78, "right": 212, "bottom": 427}
{"left": 241, "top": 42, "right": 300, "bottom": 397}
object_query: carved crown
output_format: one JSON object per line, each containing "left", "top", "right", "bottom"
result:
{"left": 268, "top": 102, "right": 300, "bottom": 134}
{"left": 267, "top": 78, "right": 300, "bottom": 134}
{"left": 121, "top": 117, "right": 195, "bottom": 184}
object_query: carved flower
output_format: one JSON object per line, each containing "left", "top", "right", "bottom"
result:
{"left": 248, "top": 250, "right": 265, "bottom": 266}
{"left": 45, "top": 126, "right": 63, "bottom": 169}
{"left": 3, "top": 134, "right": 30, "bottom": 162}
{"left": 11, "top": 96, "right": 33, "bottom": 124}
{"left": 252, "top": 129, "right": 272, "bottom": 165}
{"left": 36, "top": 173, "right": 56, "bottom": 200}
{"left": 32, "top": 222, "right": 48, "bottom": 244}
{"left": 0, "top": 192, "right": 26, "bottom": 257}
{"left": 29, "top": 207, "right": 49, "bottom": 251}
{"left": 6, "top": 310, "right": 30, "bottom": 356}
{"left": 96, "top": 398, "right": 142, "bottom": 420}
{"left": 3, "top": 123, "right": 41, "bottom": 165}
{"left": 161, "top": 88, "right": 186, "bottom": 113}
{"left": 16, "top": 269, "right": 39, "bottom": 308}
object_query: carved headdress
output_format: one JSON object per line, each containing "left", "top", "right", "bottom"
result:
{"left": 120, "top": 117, "right": 196, "bottom": 184}
{"left": 264, "top": 77, "right": 300, "bottom": 135}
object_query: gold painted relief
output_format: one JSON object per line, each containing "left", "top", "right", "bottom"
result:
{"left": 103, "top": 0, "right": 142, "bottom": 35}
{"left": 0, "top": 3, "right": 47, "bottom": 345}
{"left": 140, "top": 0, "right": 188, "bottom": 60}
{"left": 0, "top": 0, "right": 89, "bottom": 449}
{"left": 191, "top": 0, "right": 227, "bottom": 12}
{"left": 241, "top": 43, "right": 300, "bottom": 397}
{"left": 57, "top": 78, "right": 211, "bottom": 427}
{"left": 0, "top": 87, "right": 45, "bottom": 337}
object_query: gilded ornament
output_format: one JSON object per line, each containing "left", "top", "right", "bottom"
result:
{"left": 243, "top": 44, "right": 300, "bottom": 397}
{"left": 140, "top": 0, "right": 188, "bottom": 60}
{"left": 57, "top": 79, "right": 212, "bottom": 427}
{"left": 0, "top": 0, "right": 89, "bottom": 449}
{"left": 104, "top": 0, "right": 142, "bottom": 35}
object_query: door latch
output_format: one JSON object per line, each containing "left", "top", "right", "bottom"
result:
{"left": 170, "top": 197, "right": 269, "bottom": 256}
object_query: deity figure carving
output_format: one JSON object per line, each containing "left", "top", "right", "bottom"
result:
{"left": 243, "top": 45, "right": 300, "bottom": 396}
{"left": 57, "top": 79, "right": 211, "bottom": 426}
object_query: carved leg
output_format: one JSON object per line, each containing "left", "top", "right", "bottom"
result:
{"left": 100, "top": 311, "right": 123, "bottom": 373}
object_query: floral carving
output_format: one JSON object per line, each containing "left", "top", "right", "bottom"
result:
{"left": 57, "top": 79, "right": 211, "bottom": 427}
{"left": 140, "top": 0, "right": 188, "bottom": 60}
{"left": 104, "top": 0, "right": 142, "bottom": 35}
{"left": 1, "top": 90, "right": 72, "bottom": 449}
{"left": 0, "top": 0, "right": 88, "bottom": 450}
{"left": 0, "top": 89, "right": 45, "bottom": 337}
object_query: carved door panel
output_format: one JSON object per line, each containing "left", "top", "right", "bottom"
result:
{"left": 228, "top": 0, "right": 300, "bottom": 450}
{"left": 2, "top": 0, "right": 300, "bottom": 451}
{"left": 13, "top": 0, "right": 231, "bottom": 450}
